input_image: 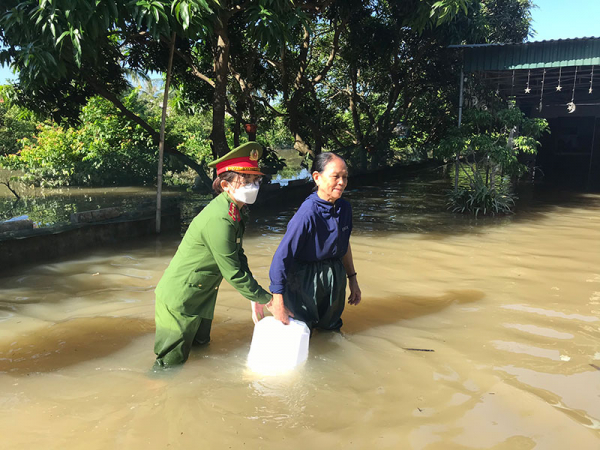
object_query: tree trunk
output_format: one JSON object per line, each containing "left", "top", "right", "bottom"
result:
{"left": 313, "top": 131, "right": 323, "bottom": 155}
{"left": 233, "top": 120, "right": 240, "bottom": 147}
{"left": 349, "top": 64, "right": 364, "bottom": 146}
{"left": 293, "top": 132, "right": 313, "bottom": 157}
{"left": 211, "top": 20, "right": 231, "bottom": 158}
{"left": 156, "top": 32, "right": 176, "bottom": 234}
{"left": 233, "top": 100, "right": 242, "bottom": 147}
{"left": 287, "top": 93, "right": 314, "bottom": 157}
{"left": 0, "top": 181, "right": 20, "bottom": 200}
{"left": 247, "top": 96, "right": 256, "bottom": 141}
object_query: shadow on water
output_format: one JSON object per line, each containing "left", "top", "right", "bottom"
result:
{"left": 299, "top": 289, "right": 486, "bottom": 361}
{"left": 183, "top": 289, "right": 486, "bottom": 364}
{"left": 185, "top": 319, "right": 256, "bottom": 362}
{"left": 342, "top": 289, "right": 485, "bottom": 334}
{"left": 0, "top": 289, "right": 484, "bottom": 375}
{"left": 0, "top": 316, "right": 154, "bottom": 376}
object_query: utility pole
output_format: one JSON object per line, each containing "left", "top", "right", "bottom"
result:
{"left": 156, "top": 32, "right": 176, "bottom": 234}
{"left": 455, "top": 67, "right": 465, "bottom": 191}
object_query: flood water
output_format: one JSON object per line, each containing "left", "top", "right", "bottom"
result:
{"left": 1, "top": 175, "right": 599, "bottom": 449}
{"left": 0, "top": 175, "right": 194, "bottom": 227}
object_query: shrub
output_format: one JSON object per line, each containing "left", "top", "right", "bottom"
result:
{"left": 447, "top": 172, "right": 516, "bottom": 216}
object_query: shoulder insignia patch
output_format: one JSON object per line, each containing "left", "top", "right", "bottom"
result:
{"left": 228, "top": 203, "right": 240, "bottom": 222}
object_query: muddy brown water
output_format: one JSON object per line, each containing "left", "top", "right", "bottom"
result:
{"left": 1, "top": 176, "right": 599, "bottom": 449}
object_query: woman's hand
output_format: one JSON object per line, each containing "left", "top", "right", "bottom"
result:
{"left": 348, "top": 277, "right": 362, "bottom": 306}
{"left": 342, "top": 243, "right": 361, "bottom": 305}
{"left": 251, "top": 301, "right": 267, "bottom": 324}
{"left": 266, "top": 293, "right": 294, "bottom": 325}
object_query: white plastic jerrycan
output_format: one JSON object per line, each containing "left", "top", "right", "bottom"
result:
{"left": 247, "top": 316, "right": 310, "bottom": 375}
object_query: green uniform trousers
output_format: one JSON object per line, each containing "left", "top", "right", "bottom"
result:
{"left": 154, "top": 274, "right": 222, "bottom": 367}
{"left": 283, "top": 258, "right": 347, "bottom": 331}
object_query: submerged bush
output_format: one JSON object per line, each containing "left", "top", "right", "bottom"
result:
{"left": 447, "top": 173, "right": 516, "bottom": 216}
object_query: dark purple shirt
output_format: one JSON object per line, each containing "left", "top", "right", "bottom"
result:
{"left": 269, "top": 192, "right": 353, "bottom": 294}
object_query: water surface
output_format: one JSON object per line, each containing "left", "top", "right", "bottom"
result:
{"left": 1, "top": 175, "right": 599, "bottom": 449}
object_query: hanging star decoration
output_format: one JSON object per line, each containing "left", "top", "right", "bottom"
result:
{"left": 556, "top": 84, "right": 562, "bottom": 91}
{"left": 539, "top": 69, "right": 546, "bottom": 112}
{"left": 525, "top": 87, "right": 531, "bottom": 94}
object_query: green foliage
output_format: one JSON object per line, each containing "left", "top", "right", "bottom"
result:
{"left": 0, "top": 0, "right": 537, "bottom": 192}
{"left": 2, "top": 123, "right": 81, "bottom": 186}
{"left": 0, "top": 88, "right": 38, "bottom": 156}
{"left": 0, "top": 83, "right": 297, "bottom": 188}
{"left": 437, "top": 102, "right": 549, "bottom": 179}
{"left": 242, "top": 1, "right": 308, "bottom": 57}
{"left": 167, "top": 111, "right": 213, "bottom": 161}
{"left": 439, "top": 99, "right": 549, "bottom": 215}
{"left": 307, "top": 0, "right": 535, "bottom": 172}
{"left": 260, "top": 116, "right": 294, "bottom": 149}
{"left": 0, "top": 1, "right": 217, "bottom": 81}
{"left": 0, "top": 92, "right": 183, "bottom": 186}
{"left": 258, "top": 146, "right": 287, "bottom": 175}
{"left": 479, "top": 0, "right": 534, "bottom": 42}
{"left": 75, "top": 94, "right": 160, "bottom": 185}
{"left": 447, "top": 170, "right": 516, "bottom": 216}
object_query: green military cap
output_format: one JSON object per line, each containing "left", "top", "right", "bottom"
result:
{"left": 208, "top": 142, "right": 264, "bottom": 175}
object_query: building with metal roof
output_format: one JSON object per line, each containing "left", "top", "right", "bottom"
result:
{"left": 450, "top": 37, "right": 600, "bottom": 71}
{"left": 452, "top": 37, "right": 600, "bottom": 190}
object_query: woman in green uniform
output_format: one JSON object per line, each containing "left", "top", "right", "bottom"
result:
{"left": 154, "top": 142, "right": 281, "bottom": 367}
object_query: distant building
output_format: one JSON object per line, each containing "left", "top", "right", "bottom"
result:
{"left": 452, "top": 37, "right": 600, "bottom": 190}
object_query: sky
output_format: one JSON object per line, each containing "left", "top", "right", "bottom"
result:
{"left": 1, "top": 0, "right": 599, "bottom": 84}
{"left": 529, "top": 0, "right": 600, "bottom": 41}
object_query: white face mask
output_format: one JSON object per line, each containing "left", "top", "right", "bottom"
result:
{"left": 231, "top": 182, "right": 260, "bottom": 204}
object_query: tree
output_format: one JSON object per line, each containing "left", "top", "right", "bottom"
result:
{"left": 322, "top": 0, "right": 535, "bottom": 170}
{"left": 2, "top": 92, "right": 163, "bottom": 186}
{"left": 0, "top": 0, "right": 535, "bottom": 186}
{"left": 0, "top": 86, "right": 37, "bottom": 156}
{"left": 0, "top": 0, "right": 216, "bottom": 189}
{"left": 437, "top": 97, "right": 549, "bottom": 215}
{"left": 0, "top": 1, "right": 305, "bottom": 157}
{"left": 239, "top": 0, "right": 477, "bottom": 160}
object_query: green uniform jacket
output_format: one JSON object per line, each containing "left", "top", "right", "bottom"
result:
{"left": 155, "top": 192, "right": 271, "bottom": 320}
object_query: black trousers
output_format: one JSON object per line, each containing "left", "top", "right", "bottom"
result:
{"left": 283, "top": 258, "right": 347, "bottom": 331}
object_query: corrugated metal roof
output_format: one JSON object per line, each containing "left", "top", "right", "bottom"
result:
{"left": 451, "top": 37, "right": 600, "bottom": 72}
{"left": 449, "top": 36, "right": 600, "bottom": 48}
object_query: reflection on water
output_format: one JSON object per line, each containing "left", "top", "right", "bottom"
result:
{"left": 1, "top": 173, "right": 599, "bottom": 449}
{"left": 0, "top": 184, "right": 195, "bottom": 227}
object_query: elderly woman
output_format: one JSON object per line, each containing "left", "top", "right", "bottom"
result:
{"left": 266, "top": 153, "right": 362, "bottom": 330}
{"left": 154, "top": 142, "right": 272, "bottom": 367}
